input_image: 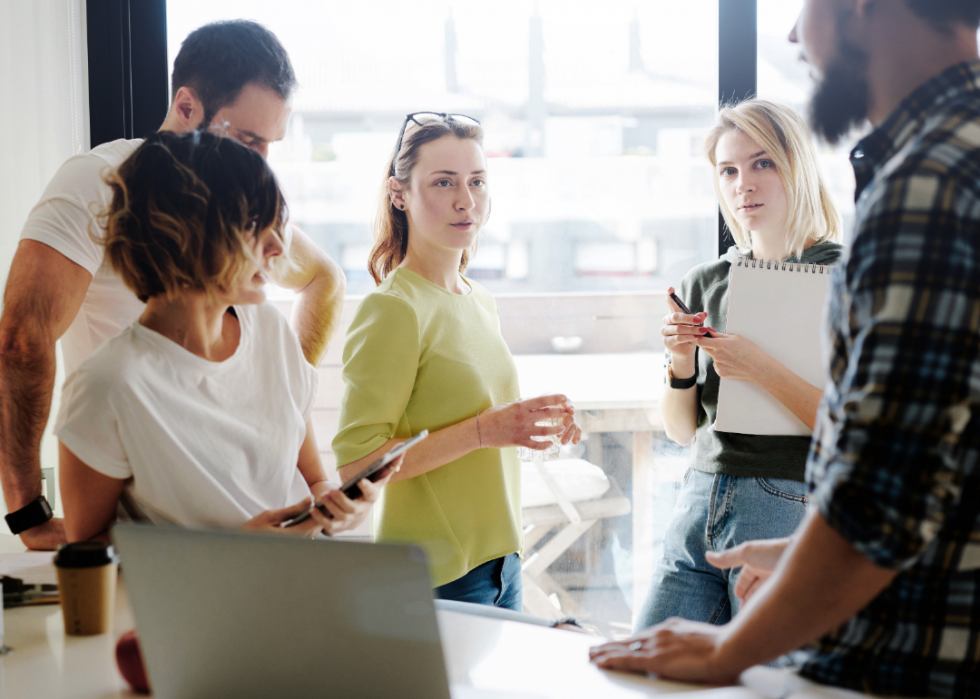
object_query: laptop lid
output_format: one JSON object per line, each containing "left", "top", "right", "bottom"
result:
{"left": 113, "top": 523, "right": 451, "bottom": 699}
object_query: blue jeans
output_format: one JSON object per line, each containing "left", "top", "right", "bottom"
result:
{"left": 635, "top": 469, "right": 807, "bottom": 632}
{"left": 434, "top": 553, "right": 523, "bottom": 611}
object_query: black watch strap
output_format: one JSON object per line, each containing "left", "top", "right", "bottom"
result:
{"left": 669, "top": 370, "right": 697, "bottom": 389}
{"left": 5, "top": 495, "right": 53, "bottom": 535}
{"left": 668, "top": 348, "right": 699, "bottom": 389}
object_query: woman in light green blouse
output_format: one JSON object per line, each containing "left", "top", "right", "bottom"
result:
{"left": 333, "top": 113, "right": 582, "bottom": 610}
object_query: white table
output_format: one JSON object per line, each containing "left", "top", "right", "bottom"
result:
{"left": 0, "top": 570, "right": 864, "bottom": 698}
{"left": 513, "top": 352, "right": 667, "bottom": 615}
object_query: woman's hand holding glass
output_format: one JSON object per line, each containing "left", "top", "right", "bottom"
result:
{"left": 480, "top": 394, "right": 582, "bottom": 451}
{"left": 558, "top": 400, "right": 583, "bottom": 446}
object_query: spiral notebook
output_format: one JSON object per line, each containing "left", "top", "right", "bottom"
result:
{"left": 714, "top": 258, "right": 834, "bottom": 436}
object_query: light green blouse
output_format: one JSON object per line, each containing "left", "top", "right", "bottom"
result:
{"left": 332, "top": 268, "right": 522, "bottom": 587}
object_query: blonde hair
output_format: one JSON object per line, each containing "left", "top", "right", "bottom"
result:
{"left": 703, "top": 99, "right": 842, "bottom": 259}
{"left": 369, "top": 118, "right": 484, "bottom": 285}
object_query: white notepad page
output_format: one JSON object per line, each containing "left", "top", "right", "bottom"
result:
{"left": 714, "top": 259, "right": 832, "bottom": 436}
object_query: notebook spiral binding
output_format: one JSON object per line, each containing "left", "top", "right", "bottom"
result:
{"left": 736, "top": 258, "right": 834, "bottom": 274}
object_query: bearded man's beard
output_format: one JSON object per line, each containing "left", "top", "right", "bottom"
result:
{"left": 808, "top": 16, "right": 870, "bottom": 145}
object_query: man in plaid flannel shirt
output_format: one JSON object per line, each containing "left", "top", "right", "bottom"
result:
{"left": 591, "top": 1, "right": 980, "bottom": 696}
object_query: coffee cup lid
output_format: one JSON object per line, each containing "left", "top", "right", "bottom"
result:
{"left": 54, "top": 541, "right": 121, "bottom": 568}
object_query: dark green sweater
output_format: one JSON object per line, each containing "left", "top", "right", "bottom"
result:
{"left": 675, "top": 241, "right": 845, "bottom": 482}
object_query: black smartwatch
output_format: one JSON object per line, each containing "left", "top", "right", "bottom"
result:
{"left": 5, "top": 496, "right": 53, "bottom": 535}
{"left": 667, "top": 362, "right": 697, "bottom": 389}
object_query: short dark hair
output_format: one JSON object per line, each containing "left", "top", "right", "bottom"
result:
{"left": 171, "top": 20, "right": 297, "bottom": 127}
{"left": 905, "top": 0, "right": 980, "bottom": 30}
{"left": 99, "top": 131, "right": 286, "bottom": 302}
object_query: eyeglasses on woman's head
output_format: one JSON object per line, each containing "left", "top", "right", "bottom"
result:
{"left": 390, "top": 112, "right": 481, "bottom": 176}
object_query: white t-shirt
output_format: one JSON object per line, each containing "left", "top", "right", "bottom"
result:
{"left": 19, "top": 138, "right": 294, "bottom": 376}
{"left": 20, "top": 139, "right": 145, "bottom": 376}
{"left": 54, "top": 303, "right": 318, "bottom": 529}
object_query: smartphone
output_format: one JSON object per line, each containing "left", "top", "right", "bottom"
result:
{"left": 282, "top": 430, "right": 429, "bottom": 528}
{"left": 282, "top": 501, "right": 330, "bottom": 529}
{"left": 668, "top": 291, "right": 713, "bottom": 338}
{"left": 340, "top": 429, "right": 428, "bottom": 499}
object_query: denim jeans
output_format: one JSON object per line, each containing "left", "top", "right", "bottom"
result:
{"left": 634, "top": 468, "right": 807, "bottom": 632}
{"left": 434, "top": 553, "right": 523, "bottom": 611}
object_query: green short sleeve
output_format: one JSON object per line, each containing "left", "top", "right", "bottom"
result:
{"left": 332, "top": 293, "right": 421, "bottom": 466}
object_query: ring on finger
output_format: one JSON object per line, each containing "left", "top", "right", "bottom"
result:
{"left": 629, "top": 641, "right": 643, "bottom": 651}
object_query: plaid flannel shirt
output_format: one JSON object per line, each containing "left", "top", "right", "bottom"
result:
{"left": 802, "top": 61, "right": 980, "bottom": 697}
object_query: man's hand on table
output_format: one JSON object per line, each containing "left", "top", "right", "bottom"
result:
{"left": 589, "top": 535, "right": 792, "bottom": 683}
{"left": 589, "top": 618, "right": 741, "bottom": 685}
{"left": 19, "top": 518, "right": 66, "bottom": 550}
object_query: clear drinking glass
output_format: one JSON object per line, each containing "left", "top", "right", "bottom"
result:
{"left": 516, "top": 412, "right": 563, "bottom": 461}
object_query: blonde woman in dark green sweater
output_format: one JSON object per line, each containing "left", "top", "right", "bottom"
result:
{"left": 636, "top": 100, "right": 844, "bottom": 631}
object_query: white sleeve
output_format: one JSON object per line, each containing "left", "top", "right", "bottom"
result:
{"left": 54, "top": 370, "right": 132, "bottom": 480}
{"left": 19, "top": 153, "right": 117, "bottom": 276}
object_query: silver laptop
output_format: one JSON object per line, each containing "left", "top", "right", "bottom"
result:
{"left": 113, "top": 523, "right": 452, "bottom": 699}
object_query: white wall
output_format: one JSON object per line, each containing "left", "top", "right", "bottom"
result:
{"left": 0, "top": 0, "right": 89, "bottom": 515}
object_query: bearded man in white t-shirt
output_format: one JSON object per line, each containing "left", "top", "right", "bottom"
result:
{"left": 0, "top": 20, "right": 345, "bottom": 550}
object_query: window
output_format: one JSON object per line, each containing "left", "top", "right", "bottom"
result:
{"left": 168, "top": 1, "right": 720, "bottom": 296}
{"left": 166, "top": 0, "right": 724, "bottom": 635}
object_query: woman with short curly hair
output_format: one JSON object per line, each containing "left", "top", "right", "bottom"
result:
{"left": 56, "top": 130, "right": 394, "bottom": 541}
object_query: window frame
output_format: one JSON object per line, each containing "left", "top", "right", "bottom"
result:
{"left": 86, "top": 0, "right": 759, "bottom": 257}
{"left": 86, "top": 0, "right": 169, "bottom": 145}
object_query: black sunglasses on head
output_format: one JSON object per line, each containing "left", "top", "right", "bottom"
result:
{"left": 390, "top": 112, "right": 481, "bottom": 176}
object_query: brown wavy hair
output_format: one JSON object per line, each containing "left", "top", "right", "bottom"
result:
{"left": 97, "top": 130, "right": 286, "bottom": 302}
{"left": 368, "top": 118, "right": 484, "bottom": 285}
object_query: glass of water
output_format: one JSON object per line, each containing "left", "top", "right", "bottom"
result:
{"left": 516, "top": 410, "right": 564, "bottom": 462}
